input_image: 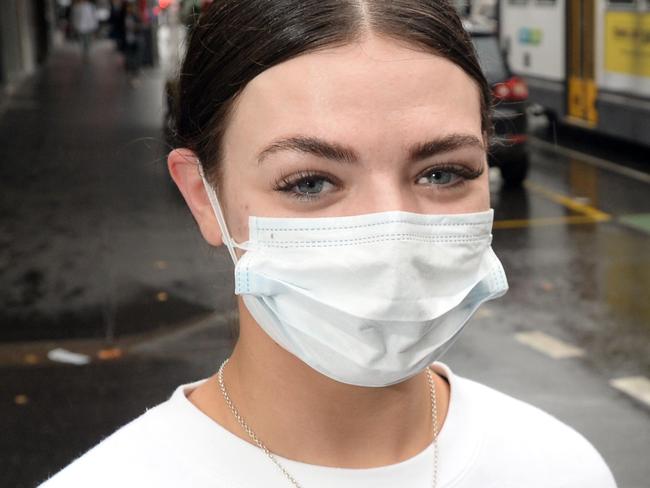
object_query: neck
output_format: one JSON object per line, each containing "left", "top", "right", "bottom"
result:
{"left": 188, "top": 299, "right": 450, "bottom": 468}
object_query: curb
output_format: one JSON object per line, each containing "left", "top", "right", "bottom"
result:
{"left": 0, "top": 311, "right": 236, "bottom": 368}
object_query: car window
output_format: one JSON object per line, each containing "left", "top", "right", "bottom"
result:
{"left": 471, "top": 35, "right": 509, "bottom": 84}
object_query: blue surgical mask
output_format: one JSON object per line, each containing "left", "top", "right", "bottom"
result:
{"left": 201, "top": 175, "right": 508, "bottom": 387}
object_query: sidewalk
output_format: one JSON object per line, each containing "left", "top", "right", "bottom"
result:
{"left": 0, "top": 39, "right": 230, "bottom": 343}
{"left": 0, "top": 38, "right": 240, "bottom": 488}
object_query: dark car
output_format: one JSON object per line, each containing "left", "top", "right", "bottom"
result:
{"left": 466, "top": 20, "right": 530, "bottom": 186}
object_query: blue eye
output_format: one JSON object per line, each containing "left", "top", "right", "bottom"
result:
{"left": 275, "top": 171, "right": 337, "bottom": 200}
{"left": 418, "top": 170, "right": 457, "bottom": 186}
{"left": 417, "top": 164, "right": 484, "bottom": 188}
{"left": 296, "top": 177, "right": 326, "bottom": 195}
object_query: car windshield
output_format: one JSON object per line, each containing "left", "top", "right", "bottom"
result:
{"left": 471, "top": 35, "right": 509, "bottom": 85}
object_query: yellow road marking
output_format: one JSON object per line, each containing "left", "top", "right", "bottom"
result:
{"left": 524, "top": 181, "right": 611, "bottom": 221}
{"left": 494, "top": 181, "right": 612, "bottom": 229}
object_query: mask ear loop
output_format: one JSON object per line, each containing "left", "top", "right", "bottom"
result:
{"left": 197, "top": 163, "right": 240, "bottom": 265}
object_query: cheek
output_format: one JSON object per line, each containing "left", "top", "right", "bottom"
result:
{"left": 472, "top": 168, "right": 491, "bottom": 202}
{"left": 218, "top": 166, "right": 252, "bottom": 243}
{"left": 235, "top": 203, "right": 251, "bottom": 241}
{"left": 228, "top": 200, "right": 251, "bottom": 244}
{"left": 448, "top": 171, "right": 490, "bottom": 214}
{"left": 476, "top": 173, "right": 491, "bottom": 210}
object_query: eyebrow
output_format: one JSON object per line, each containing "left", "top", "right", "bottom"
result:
{"left": 258, "top": 137, "right": 358, "bottom": 164}
{"left": 256, "top": 133, "right": 485, "bottom": 164}
{"left": 408, "top": 133, "right": 485, "bottom": 163}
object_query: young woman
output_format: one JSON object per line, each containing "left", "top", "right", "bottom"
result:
{"left": 41, "top": 1, "right": 617, "bottom": 486}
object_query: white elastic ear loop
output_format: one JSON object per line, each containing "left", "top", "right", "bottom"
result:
{"left": 197, "top": 164, "right": 239, "bottom": 265}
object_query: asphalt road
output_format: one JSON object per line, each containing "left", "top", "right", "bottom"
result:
{"left": 2, "top": 40, "right": 649, "bottom": 488}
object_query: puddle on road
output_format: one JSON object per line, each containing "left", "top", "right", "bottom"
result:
{"left": 0, "top": 287, "right": 212, "bottom": 342}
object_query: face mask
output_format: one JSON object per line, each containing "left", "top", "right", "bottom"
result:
{"left": 201, "top": 176, "right": 508, "bottom": 387}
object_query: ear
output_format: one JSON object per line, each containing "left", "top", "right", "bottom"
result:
{"left": 167, "top": 148, "right": 224, "bottom": 247}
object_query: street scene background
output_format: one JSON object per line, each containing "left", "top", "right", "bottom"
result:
{"left": 1, "top": 1, "right": 649, "bottom": 487}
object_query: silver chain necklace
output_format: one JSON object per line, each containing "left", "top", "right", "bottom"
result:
{"left": 217, "top": 358, "right": 439, "bottom": 488}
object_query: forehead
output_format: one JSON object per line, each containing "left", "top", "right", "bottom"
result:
{"left": 224, "top": 35, "right": 483, "bottom": 156}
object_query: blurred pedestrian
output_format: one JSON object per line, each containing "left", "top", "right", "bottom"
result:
{"left": 108, "top": 0, "right": 127, "bottom": 52}
{"left": 180, "top": 0, "right": 214, "bottom": 30}
{"left": 123, "top": 2, "right": 143, "bottom": 82}
{"left": 39, "top": 1, "right": 618, "bottom": 487}
{"left": 70, "top": 0, "right": 98, "bottom": 58}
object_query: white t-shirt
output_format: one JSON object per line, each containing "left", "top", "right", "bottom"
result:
{"left": 71, "top": 2, "right": 98, "bottom": 34}
{"left": 38, "top": 363, "right": 617, "bottom": 487}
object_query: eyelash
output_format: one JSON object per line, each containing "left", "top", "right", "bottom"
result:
{"left": 273, "top": 163, "right": 484, "bottom": 201}
{"left": 416, "top": 163, "right": 484, "bottom": 183}
{"left": 273, "top": 170, "right": 338, "bottom": 201}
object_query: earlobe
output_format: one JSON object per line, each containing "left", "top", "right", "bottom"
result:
{"left": 167, "top": 148, "right": 224, "bottom": 247}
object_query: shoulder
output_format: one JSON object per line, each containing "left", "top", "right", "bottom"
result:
{"left": 37, "top": 400, "right": 180, "bottom": 487}
{"left": 436, "top": 364, "right": 617, "bottom": 487}
{"left": 36, "top": 377, "right": 229, "bottom": 488}
{"left": 37, "top": 376, "right": 274, "bottom": 488}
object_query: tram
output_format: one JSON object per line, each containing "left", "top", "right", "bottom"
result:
{"left": 499, "top": 0, "right": 650, "bottom": 146}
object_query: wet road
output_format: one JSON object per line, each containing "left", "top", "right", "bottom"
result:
{"left": 0, "top": 37, "right": 231, "bottom": 343}
{"left": 2, "top": 41, "right": 649, "bottom": 487}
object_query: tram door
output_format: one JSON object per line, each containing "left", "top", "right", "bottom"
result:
{"left": 567, "top": 0, "right": 599, "bottom": 125}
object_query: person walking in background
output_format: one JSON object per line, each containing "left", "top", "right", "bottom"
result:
{"left": 71, "top": 0, "right": 98, "bottom": 58}
{"left": 109, "top": 0, "right": 127, "bottom": 52}
{"left": 123, "top": 2, "right": 143, "bottom": 83}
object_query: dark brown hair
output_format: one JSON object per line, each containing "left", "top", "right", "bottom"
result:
{"left": 172, "top": 0, "right": 493, "bottom": 182}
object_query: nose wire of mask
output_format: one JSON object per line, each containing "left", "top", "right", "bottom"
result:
{"left": 199, "top": 166, "right": 240, "bottom": 265}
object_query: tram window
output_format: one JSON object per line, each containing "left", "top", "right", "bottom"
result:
{"left": 536, "top": 0, "right": 556, "bottom": 4}
{"left": 607, "top": 0, "right": 636, "bottom": 6}
{"left": 507, "top": 0, "right": 528, "bottom": 5}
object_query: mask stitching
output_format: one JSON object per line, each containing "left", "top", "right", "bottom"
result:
{"left": 255, "top": 220, "right": 493, "bottom": 232}
{"left": 235, "top": 264, "right": 243, "bottom": 294}
{"left": 246, "top": 252, "right": 250, "bottom": 294}
{"left": 258, "top": 236, "right": 487, "bottom": 246}
{"left": 255, "top": 234, "right": 489, "bottom": 248}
